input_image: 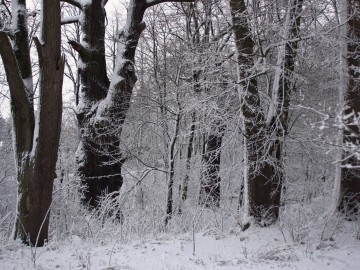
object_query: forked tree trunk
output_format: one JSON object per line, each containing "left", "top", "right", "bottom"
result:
{"left": 68, "top": 1, "right": 122, "bottom": 208}
{"left": 66, "top": 0, "right": 194, "bottom": 210}
{"left": 0, "top": 0, "right": 64, "bottom": 246}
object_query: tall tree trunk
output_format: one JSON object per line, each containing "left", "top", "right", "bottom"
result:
{"left": 266, "top": 0, "right": 304, "bottom": 220}
{"left": 165, "top": 109, "right": 180, "bottom": 225}
{"left": 230, "top": 0, "right": 277, "bottom": 224}
{"left": 340, "top": 0, "right": 360, "bottom": 216}
{"left": 67, "top": 0, "right": 194, "bottom": 210}
{"left": 0, "top": 0, "right": 64, "bottom": 246}
{"left": 181, "top": 112, "right": 196, "bottom": 204}
{"left": 69, "top": 1, "right": 121, "bottom": 208}
{"left": 230, "top": 0, "right": 302, "bottom": 224}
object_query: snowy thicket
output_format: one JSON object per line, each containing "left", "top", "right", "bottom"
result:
{"left": 0, "top": 0, "right": 359, "bottom": 268}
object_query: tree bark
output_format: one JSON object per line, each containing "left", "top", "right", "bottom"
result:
{"left": 0, "top": 0, "right": 64, "bottom": 246}
{"left": 230, "top": 0, "right": 303, "bottom": 224}
{"left": 69, "top": 1, "right": 121, "bottom": 208}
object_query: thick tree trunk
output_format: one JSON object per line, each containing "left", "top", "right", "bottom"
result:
{"left": 16, "top": 0, "right": 64, "bottom": 247}
{"left": 71, "top": 1, "right": 144, "bottom": 208}
{"left": 0, "top": 0, "right": 63, "bottom": 246}
{"left": 340, "top": 0, "right": 360, "bottom": 216}
{"left": 69, "top": 1, "right": 123, "bottom": 208}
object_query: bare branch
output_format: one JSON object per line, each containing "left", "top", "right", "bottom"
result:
{"left": 33, "top": 36, "right": 44, "bottom": 68}
{"left": 68, "top": 40, "right": 88, "bottom": 59}
{"left": 1, "top": 0, "right": 11, "bottom": 18}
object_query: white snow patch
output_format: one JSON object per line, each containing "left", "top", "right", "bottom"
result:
{"left": 30, "top": 112, "right": 39, "bottom": 158}
{"left": 79, "top": 0, "right": 92, "bottom": 6}
{"left": 10, "top": 1, "right": 26, "bottom": 31}
{"left": 1, "top": 223, "right": 359, "bottom": 269}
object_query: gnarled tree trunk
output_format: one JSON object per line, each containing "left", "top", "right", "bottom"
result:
{"left": 65, "top": 0, "right": 194, "bottom": 208}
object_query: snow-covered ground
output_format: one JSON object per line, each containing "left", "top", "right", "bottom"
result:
{"left": 0, "top": 222, "right": 359, "bottom": 270}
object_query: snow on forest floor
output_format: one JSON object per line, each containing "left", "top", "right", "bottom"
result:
{"left": 0, "top": 222, "right": 359, "bottom": 270}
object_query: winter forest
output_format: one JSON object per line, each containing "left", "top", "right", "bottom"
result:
{"left": 0, "top": 0, "right": 359, "bottom": 269}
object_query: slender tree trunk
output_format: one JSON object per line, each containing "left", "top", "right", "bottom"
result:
{"left": 165, "top": 110, "right": 180, "bottom": 225}
{"left": 266, "top": 0, "right": 304, "bottom": 220}
{"left": 181, "top": 112, "right": 196, "bottom": 204}
{"left": 181, "top": 0, "right": 227, "bottom": 208}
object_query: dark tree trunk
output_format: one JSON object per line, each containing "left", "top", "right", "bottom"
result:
{"left": 165, "top": 110, "right": 180, "bottom": 225}
{"left": 199, "top": 123, "right": 225, "bottom": 207}
{"left": 181, "top": 112, "right": 196, "bottom": 204}
{"left": 0, "top": 0, "right": 64, "bottom": 246}
{"left": 230, "top": 0, "right": 275, "bottom": 223}
{"left": 340, "top": 0, "right": 360, "bottom": 216}
{"left": 69, "top": 1, "right": 122, "bottom": 208}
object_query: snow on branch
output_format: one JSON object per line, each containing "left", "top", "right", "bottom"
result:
{"left": 61, "top": 0, "right": 83, "bottom": 10}
{"left": 61, "top": 15, "right": 80, "bottom": 25}
{"left": 145, "top": 0, "right": 194, "bottom": 8}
